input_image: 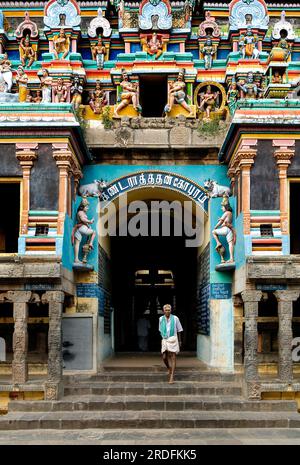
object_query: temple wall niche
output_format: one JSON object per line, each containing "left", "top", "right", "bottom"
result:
{"left": 30, "top": 144, "right": 59, "bottom": 211}
{"left": 250, "top": 140, "right": 279, "bottom": 211}
{"left": 0, "top": 144, "right": 22, "bottom": 176}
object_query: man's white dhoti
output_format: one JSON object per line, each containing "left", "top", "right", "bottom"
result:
{"left": 161, "top": 335, "right": 180, "bottom": 354}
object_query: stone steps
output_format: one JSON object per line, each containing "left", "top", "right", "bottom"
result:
{"left": 64, "top": 381, "right": 243, "bottom": 397}
{"left": 0, "top": 410, "right": 300, "bottom": 430}
{"left": 7, "top": 396, "right": 297, "bottom": 413}
{"left": 68, "top": 372, "right": 237, "bottom": 383}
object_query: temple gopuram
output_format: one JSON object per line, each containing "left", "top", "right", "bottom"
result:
{"left": 0, "top": 0, "right": 300, "bottom": 432}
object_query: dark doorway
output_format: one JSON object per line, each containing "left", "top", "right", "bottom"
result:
{"left": 111, "top": 229, "right": 197, "bottom": 352}
{"left": 139, "top": 74, "right": 167, "bottom": 117}
{"left": 0, "top": 183, "right": 20, "bottom": 253}
{"left": 290, "top": 182, "right": 300, "bottom": 254}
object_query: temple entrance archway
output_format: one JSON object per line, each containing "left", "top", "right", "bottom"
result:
{"left": 139, "top": 74, "right": 168, "bottom": 117}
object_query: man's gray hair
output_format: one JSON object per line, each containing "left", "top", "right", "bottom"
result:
{"left": 163, "top": 304, "right": 172, "bottom": 310}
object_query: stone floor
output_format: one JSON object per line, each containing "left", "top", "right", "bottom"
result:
{"left": 0, "top": 428, "right": 300, "bottom": 444}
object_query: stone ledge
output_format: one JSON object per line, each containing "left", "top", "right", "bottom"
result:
{"left": 247, "top": 256, "right": 300, "bottom": 282}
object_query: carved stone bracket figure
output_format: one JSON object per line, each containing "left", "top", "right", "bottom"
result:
{"left": 91, "top": 36, "right": 106, "bottom": 70}
{"left": 72, "top": 196, "right": 96, "bottom": 269}
{"left": 39, "top": 68, "right": 52, "bottom": 103}
{"left": 53, "top": 28, "right": 70, "bottom": 60}
{"left": 114, "top": 69, "right": 142, "bottom": 117}
{"left": 53, "top": 78, "right": 68, "bottom": 103}
{"left": 164, "top": 69, "right": 193, "bottom": 117}
{"left": 70, "top": 74, "right": 83, "bottom": 111}
{"left": 16, "top": 65, "right": 29, "bottom": 102}
{"left": 212, "top": 195, "right": 236, "bottom": 270}
{"left": 89, "top": 80, "right": 107, "bottom": 115}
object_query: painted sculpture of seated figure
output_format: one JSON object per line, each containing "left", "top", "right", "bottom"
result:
{"left": 198, "top": 85, "right": 219, "bottom": 120}
{"left": 144, "top": 32, "right": 163, "bottom": 60}
{"left": 53, "top": 28, "right": 70, "bottom": 60}
{"left": 212, "top": 197, "right": 236, "bottom": 264}
{"left": 164, "top": 70, "right": 193, "bottom": 117}
{"left": 239, "top": 27, "right": 260, "bottom": 60}
{"left": 269, "top": 38, "right": 291, "bottom": 62}
{"left": 272, "top": 71, "right": 283, "bottom": 84}
{"left": 89, "top": 80, "right": 107, "bottom": 114}
{"left": 114, "top": 69, "right": 142, "bottom": 117}
{"left": 72, "top": 197, "right": 96, "bottom": 265}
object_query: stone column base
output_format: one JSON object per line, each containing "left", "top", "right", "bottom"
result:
{"left": 44, "top": 381, "right": 63, "bottom": 400}
{"left": 244, "top": 381, "right": 261, "bottom": 400}
{"left": 12, "top": 362, "right": 28, "bottom": 384}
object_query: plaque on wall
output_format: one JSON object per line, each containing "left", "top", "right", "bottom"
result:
{"left": 62, "top": 315, "right": 95, "bottom": 371}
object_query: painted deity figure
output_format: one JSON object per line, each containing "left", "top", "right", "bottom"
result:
{"left": 20, "top": 35, "right": 35, "bottom": 68}
{"left": 72, "top": 198, "right": 96, "bottom": 265}
{"left": 272, "top": 71, "right": 283, "bottom": 84}
{"left": 237, "top": 72, "right": 258, "bottom": 99}
{"left": 91, "top": 36, "right": 106, "bottom": 70}
{"left": 270, "top": 38, "right": 291, "bottom": 62}
{"left": 16, "top": 65, "right": 28, "bottom": 102}
{"left": 227, "top": 81, "right": 239, "bottom": 116}
{"left": 89, "top": 80, "right": 107, "bottom": 114}
{"left": 53, "top": 78, "right": 68, "bottom": 103}
{"left": 239, "top": 27, "right": 260, "bottom": 60}
{"left": 198, "top": 85, "right": 219, "bottom": 119}
{"left": 164, "top": 70, "right": 193, "bottom": 117}
{"left": 202, "top": 37, "right": 215, "bottom": 70}
{"left": 0, "top": 54, "right": 13, "bottom": 93}
{"left": 33, "top": 89, "right": 42, "bottom": 103}
{"left": 212, "top": 199, "right": 236, "bottom": 264}
{"left": 53, "top": 28, "right": 70, "bottom": 60}
{"left": 39, "top": 68, "right": 53, "bottom": 103}
{"left": 143, "top": 32, "right": 163, "bottom": 60}
{"left": 114, "top": 69, "right": 142, "bottom": 117}
{"left": 71, "top": 74, "right": 83, "bottom": 110}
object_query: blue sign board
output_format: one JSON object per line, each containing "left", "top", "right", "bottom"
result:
{"left": 210, "top": 283, "right": 232, "bottom": 300}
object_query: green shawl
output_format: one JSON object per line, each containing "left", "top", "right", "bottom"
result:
{"left": 160, "top": 314, "right": 175, "bottom": 339}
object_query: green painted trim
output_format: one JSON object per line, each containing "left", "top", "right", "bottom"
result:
{"left": 250, "top": 210, "right": 281, "bottom": 216}
{"left": 29, "top": 211, "right": 59, "bottom": 216}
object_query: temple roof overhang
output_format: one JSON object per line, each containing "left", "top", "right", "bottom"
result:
{"left": 218, "top": 99, "right": 300, "bottom": 164}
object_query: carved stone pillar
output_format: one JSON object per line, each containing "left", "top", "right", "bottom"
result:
{"left": 274, "top": 290, "right": 300, "bottom": 382}
{"left": 10, "top": 291, "right": 32, "bottom": 384}
{"left": 16, "top": 144, "right": 38, "bottom": 235}
{"left": 43, "top": 290, "right": 64, "bottom": 400}
{"left": 233, "top": 295, "right": 243, "bottom": 364}
{"left": 241, "top": 290, "right": 262, "bottom": 380}
{"left": 273, "top": 140, "right": 295, "bottom": 235}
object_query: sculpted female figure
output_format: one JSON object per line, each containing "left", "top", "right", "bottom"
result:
{"left": 114, "top": 69, "right": 141, "bottom": 117}
{"left": 39, "top": 68, "right": 52, "bottom": 103}
{"left": 16, "top": 65, "right": 28, "bottom": 102}
{"left": 164, "top": 70, "right": 193, "bottom": 116}
{"left": 72, "top": 198, "right": 96, "bottom": 265}
{"left": 53, "top": 28, "right": 70, "bottom": 60}
{"left": 212, "top": 202, "right": 236, "bottom": 264}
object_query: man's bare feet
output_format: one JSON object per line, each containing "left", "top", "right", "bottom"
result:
{"left": 169, "top": 375, "right": 174, "bottom": 384}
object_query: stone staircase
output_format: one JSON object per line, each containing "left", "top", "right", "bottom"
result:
{"left": 0, "top": 364, "right": 300, "bottom": 430}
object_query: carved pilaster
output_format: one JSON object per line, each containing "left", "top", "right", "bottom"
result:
{"left": 233, "top": 294, "right": 243, "bottom": 364}
{"left": 10, "top": 291, "right": 32, "bottom": 384}
{"left": 274, "top": 290, "right": 300, "bottom": 382}
{"left": 16, "top": 144, "right": 38, "bottom": 235}
{"left": 241, "top": 290, "right": 262, "bottom": 382}
{"left": 43, "top": 291, "right": 64, "bottom": 399}
{"left": 273, "top": 141, "right": 295, "bottom": 235}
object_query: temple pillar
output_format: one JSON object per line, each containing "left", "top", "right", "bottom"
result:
{"left": 10, "top": 291, "right": 32, "bottom": 384}
{"left": 273, "top": 140, "right": 295, "bottom": 235}
{"left": 16, "top": 144, "right": 38, "bottom": 235}
{"left": 241, "top": 290, "right": 262, "bottom": 399}
{"left": 52, "top": 146, "right": 73, "bottom": 235}
{"left": 274, "top": 290, "right": 300, "bottom": 383}
{"left": 43, "top": 290, "right": 64, "bottom": 400}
